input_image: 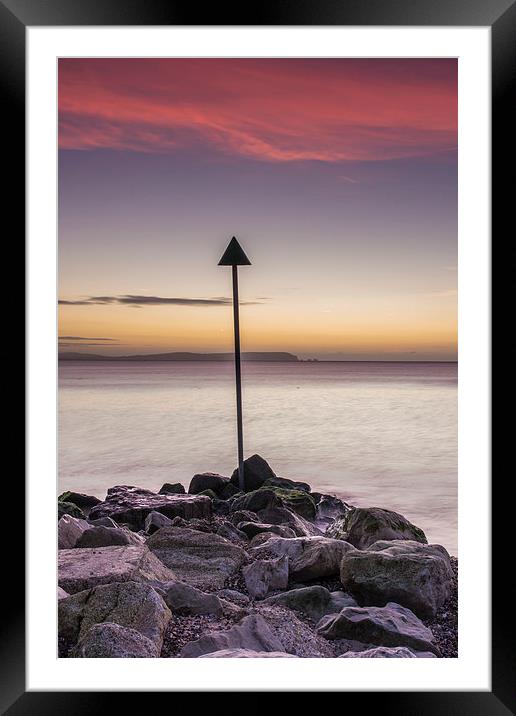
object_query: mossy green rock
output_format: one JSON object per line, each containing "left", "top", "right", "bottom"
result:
{"left": 327, "top": 507, "right": 427, "bottom": 549}
{"left": 231, "top": 487, "right": 316, "bottom": 520}
{"left": 267, "top": 487, "right": 316, "bottom": 520}
{"left": 58, "top": 501, "right": 86, "bottom": 521}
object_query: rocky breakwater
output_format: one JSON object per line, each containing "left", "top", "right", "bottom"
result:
{"left": 57, "top": 455, "right": 457, "bottom": 658}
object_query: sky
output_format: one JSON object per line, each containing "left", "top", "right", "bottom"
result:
{"left": 58, "top": 58, "right": 457, "bottom": 360}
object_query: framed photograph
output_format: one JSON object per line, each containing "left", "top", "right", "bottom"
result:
{"left": 9, "top": 0, "right": 506, "bottom": 708}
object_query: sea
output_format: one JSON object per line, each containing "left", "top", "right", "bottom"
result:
{"left": 58, "top": 360, "right": 457, "bottom": 554}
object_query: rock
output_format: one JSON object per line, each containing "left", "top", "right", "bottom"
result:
{"left": 180, "top": 614, "right": 284, "bottom": 657}
{"left": 217, "top": 589, "right": 250, "bottom": 606}
{"left": 263, "top": 585, "right": 332, "bottom": 621}
{"left": 158, "top": 483, "right": 186, "bottom": 495}
{"left": 257, "top": 506, "right": 322, "bottom": 537}
{"left": 58, "top": 515, "right": 91, "bottom": 549}
{"left": 198, "top": 489, "right": 218, "bottom": 499}
{"left": 263, "top": 476, "right": 311, "bottom": 493}
{"left": 144, "top": 511, "right": 173, "bottom": 534}
{"left": 200, "top": 649, "right": 297, "bottom": 658}
{"left": 59, "top": 580, "right": 171, "bottom": 651}
{"left": 162, "top": 582, "right": 223, "bottom": 616}
{"left": 256, "top": 604, "right": 335, "bottom": 657}
{"left": 212, "top": 499, "right": 231, "bottom": 516}
{"left": 88, "top": 485, "right": 211, "bottom": 530}
{"left": 242, "top": 556, "right": 289, "bottom": 599}
{"left": 58, "top": 491, "right": 102, "bottom": 516}
{"left": 58, "top": 501, "right": 86, "bottom": 521}
{"left": 262, "top": 585, "right": 357, "bottom": 621}
{"left": 338, "top": 646, "right": 436, "bottom": 658}
{"left": 237, "top": 521, "right": 296, "bottom": 539}
{"left": 146, "top": 527, "right": 247, "bottom": 590}
{"left": 316, "top": 602, "right": 440, "bottom": 655}
{"left": 229, "top": 510, "right": 260, "bottom": 526}
{"left": 216, "top": 522, "right": 248, "bottom": 543}
{"left": 58, "top": 586, "right": 69, "bottom": 600}
{"left": 76, "top": 526, "right": 143, "bottom": 548}
{"left": 58, "top": 544, "right": 175, "bottom": 594}
{"left": 88, "top": 516, "right": 119, "bottom": 528}
{"left": 315, "top": 494, "right": 352, "bottom": 528}
{"left": 230, "top": 488, "right": 283, "bottom": 514}
{"left": 231, "top": 487, "right": 316, "bottom": 520}
{"left": 328, "top": 507, "right": 427, "bottom": 549}
{"left": 340, "top": 540, "right": 453, "bottom": 618}
{"left": 188, "top": 472, "right": 229, "bottom": 496}
{"left": 230, "top": 454, "right": 277, "bottom": 492}
{"left": 250, "top": 535, "right": 355, "bottom": 581}
{"left": 71, "top": 622, "right": 159, "bottom": 658}
{"left": 218, "top": 482, "right": 240, "bottom": 500}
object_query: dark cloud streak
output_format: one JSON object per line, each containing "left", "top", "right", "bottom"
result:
{"left": 59, "top": 294, "right": 261, "bottom": 307}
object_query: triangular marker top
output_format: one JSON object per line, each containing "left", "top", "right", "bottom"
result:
{"left": 218, "top": 237, "right": 251, "bottom": 266}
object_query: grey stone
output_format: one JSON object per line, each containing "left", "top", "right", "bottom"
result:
{"left": 200, "top": 649, "right": 298, "bottom": 658}
{"left": 237, "top": 521, "right": 296, "bottom": 539}
{"left": 163, "top": 582, "right": 223, "bottom": 616}
{"left": 216, "top": 522, "right": 248, "bottom": 542}
{"left": 242, "top": 556, "right": 289, "bottom": 599}
{"left": 250, "top": 535, "right": 355, "bottom": 581}
{"left": 58, "top": 544, "right": 175, "bottom": 594}
{"left": 256, "top": 604, "right": 335, "bottom": 657}
{"left": 144, "top": 511, "right": 173, "bottom": 534}
{"left": 229, "top": 454, "right": 277, "bottom": 492}
{"left": 59, "top": 580, "right": 171, "bottom": 651}
{"left": 158, "top": 483, "right": 186, "bottom": 495}
{"left": 263, "top": 476, "right": 311, "bottom": 493}
{"left": 180, "top": 614, "right": 284, "bottom": 657}
{"left": 188, "top": 472, "right": 229, "bottom": 496}
{"left": 146, "top": 527, "right": 247, "bottom": 590}
{"left": 257, "top": 506, "right": 322, "bottom": 537}
{"left": 88, "top": 516, "right": 119, "bottom": 529}
{"left": 338, "top": 646, "right": 436, "bottom": 658}
{"left": 328, "top": 507, "right": 427, "bottom": 549}
{"left": 316, "top": 602, "right": 440, "bottom": 655}
{"left": 263, "top": 585, "right": 332, "bottom": 621}
{"left": 58, "top": 586, "right": 69, "bottom": 600}
{"left": 340, "top": 540, "right": 454, "bottom": 618}
{"left": 71, "top": 622, "right": 159, "bottom": 658}
{"left": 58, "top": 515, "right": 91, "bottom": 549}
{"left": 212, "top": 499, "right": 231, "bottom": 516}
{"left": 88, "top": 485, "right": 211, "bottom": 530}
{"left": 229, "top": 510, "right": 260, "bottom": 526}
{"left": 58, "top": 491, "right": 102, "bottom": 516}
{"left": 76, "top": 525, "right": 143, "bottom": 548}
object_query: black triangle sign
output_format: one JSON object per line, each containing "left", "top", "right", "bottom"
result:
{"left": 218, "top": 237, "right": 251, "bottom": 266}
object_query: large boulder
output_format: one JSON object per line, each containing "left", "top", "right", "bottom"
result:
{"left": 146, "top": 527, "right": 247, "bottom": 590}
{"left": 229, "top": 510, "right": 260, "bottom": 526}
{"left": 58, "top": 544, "right": 175, "bottom": 594}
{"left": 216, "top": 521, "right": 248, "bottom": 543}
{"left": 188, "top": 473, "right": 229, "bottom": 496}
{"left": 58, "top": 515, "right": 91, "bottom": 549}
{"left": 181, "top": 614, "right": 283, "bottom": 657}
{"left": 144, "top": 511, "right": 174, "bottom": 534}
{"left": 255, "top": 604, "right": 335, "bottom": 657}
{"left": 317, "top": 602, "right": 439, "bottom": 655}
{"left": 88, "top": 485, "right": 211, "bottom": 530}
{"left": 257, "top": 506, "right": 322, "bottom": 537}
{"left": 71, "top": 622, "right": 159, "bottom": 658}
{"left": 200, "top": 649, "right": 297, "bottom": 658}
{"left": 338, "top": 646, "right": 436, "bottom": 658}
{"left": 314, "top": 494, "right": 352, "bottom": 529}
{"left": 231, "top": 487, "right": 316, "bottom": 520}
{"left": 328, "top": 507, "right": 427, "bottom": 549}
{"left": 262, "top": 585, "right": 357, "bottom": 622}
{"left": 76, "top": 526, "right": 143, "bottom": 548}
{"left": 340, "top": 540, "right": 453, "bottom": 618}
{"left": 59, "top": 581, "right": 171, "bottom": 652}
{"left": 162, "top": 582, "right": 223, "bottom": 617}
{"left": 230, "top": 454, "right": 276, "bottom": 492}
{"left": 242, "top": 556, "right": 289, "bottom": 599}
{"left": 58, "top": 491, "right": 102, "bottom": 516}
{"left": 250, "top": 535, "right": 355, "bottom": 581}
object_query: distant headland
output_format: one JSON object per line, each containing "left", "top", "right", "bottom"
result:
{"left": 58, "top": 351, "right": 302, "bottom": 362}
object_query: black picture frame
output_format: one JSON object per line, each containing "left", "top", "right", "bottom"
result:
{"left": 7, "top": 0, "right": 504, "bottom": 710}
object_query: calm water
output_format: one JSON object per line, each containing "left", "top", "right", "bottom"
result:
{"left": 58, "top": 361, "right": 457, "bottom": 553}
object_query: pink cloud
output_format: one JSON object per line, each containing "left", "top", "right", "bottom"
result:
{"left": 58, "top": 58, "right": 457, "bottom": 162}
